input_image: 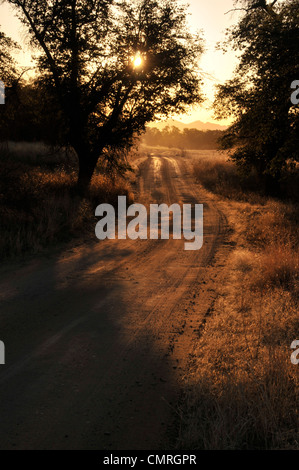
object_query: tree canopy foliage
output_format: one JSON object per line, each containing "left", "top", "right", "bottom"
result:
{"left": 0, "top": 28, "right": 24, "bottom": 136}
{"left": 0, "top": 28, "right": 19, "bottom": 85}
{"left": 3, "top": 0, "right": 203, "bottom": 192}
{"left": 214, "top": 0, "right": 299, "bottom": 193}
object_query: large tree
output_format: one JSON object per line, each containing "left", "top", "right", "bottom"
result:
{"left": 4, "top": 0, "right": 203, "bottom": 192}
{"left": 214, "top": 0, "right": 299, "bottom": 194}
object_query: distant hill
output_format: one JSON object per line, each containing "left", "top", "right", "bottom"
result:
{"left": 148, "top": 119, "right": 228, "bottom": 131}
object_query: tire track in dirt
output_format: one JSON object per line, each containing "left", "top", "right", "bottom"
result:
{"left": 0, "top": 152, "right": 231, "bottom": 450}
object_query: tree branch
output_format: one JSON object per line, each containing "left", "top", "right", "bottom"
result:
{"left": 225, "top": 0, "right": 279, "bottom": 17}
{"left": 12, "top": 1, "right": 63, "bottom": 97}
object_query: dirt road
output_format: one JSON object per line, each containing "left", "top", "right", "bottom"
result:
{"left": 0, "top": 151, "right": 229, "bottom": 450}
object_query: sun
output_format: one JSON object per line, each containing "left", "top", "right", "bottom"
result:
{"left": 131, "top": 52, "right": 143, "bottom": 68}
{"left": 134, "top": 56, "right": 142, "bottom": 67}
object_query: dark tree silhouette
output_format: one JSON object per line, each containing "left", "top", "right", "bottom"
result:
{"left": 0, "top": 29, "right": 19, "bottom": 85}
{"left": 4, "top": 0, "right": 203, "bottom": 193}
{"left": 0, "top": 29, "right": 22, "bottom": 139}
{"left": 214, "top": 0, "right": 299, "bottom": 194}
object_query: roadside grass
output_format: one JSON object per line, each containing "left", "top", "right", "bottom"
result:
{"left": 193, "top": 152, "right": 299, "bottom": 203}
{"left": 0, "top": 143, "right": 134, "bottom": 259}
{"left": 176, "top": 153, "right": 299, "bottom": 450}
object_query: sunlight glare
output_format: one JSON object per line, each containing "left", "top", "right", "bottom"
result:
{"left": 132, "top": 52, "right": 142, "bottom": 68}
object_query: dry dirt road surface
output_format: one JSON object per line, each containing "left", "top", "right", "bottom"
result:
{"left": 0, "top": 151, "right": 230, "bottom": 450}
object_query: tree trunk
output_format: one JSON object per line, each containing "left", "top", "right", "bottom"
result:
{"left": 76, "top": 150, "right": 98, "bottom": 196}
{"left": 263, "top": 171, "right": 282, "bottom": 197}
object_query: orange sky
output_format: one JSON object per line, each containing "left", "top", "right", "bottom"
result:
{"left": 178, "top": 0, "right": 240, "bottom": 125}
{"left": 0, "top": 0, "right": 240, "bottom": 125}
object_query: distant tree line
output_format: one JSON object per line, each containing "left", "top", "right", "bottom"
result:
{"left": 142, "top": 126, "right": 223, "bottom": 149}
{"left": 0, "top": 81, "right": 65, "bottom": 144}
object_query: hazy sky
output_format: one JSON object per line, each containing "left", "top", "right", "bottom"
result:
{"left": 0, "top": 0, "right": 240, "bottom": 124}
{"left": 182, "top": 0, "right": 240, "bottom": 124}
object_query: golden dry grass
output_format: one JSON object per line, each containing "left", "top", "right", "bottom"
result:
{"left": 0, "top": 151, "right": 133, "bottom": 259}
{"left": 252, "top": 247, "right": 299, "bottom": 294}
{"left": 193, "top": 152, "right": 299, "bottom": 203}
{"left": 176, "top": 153, "right": 299, "bottom": 450}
